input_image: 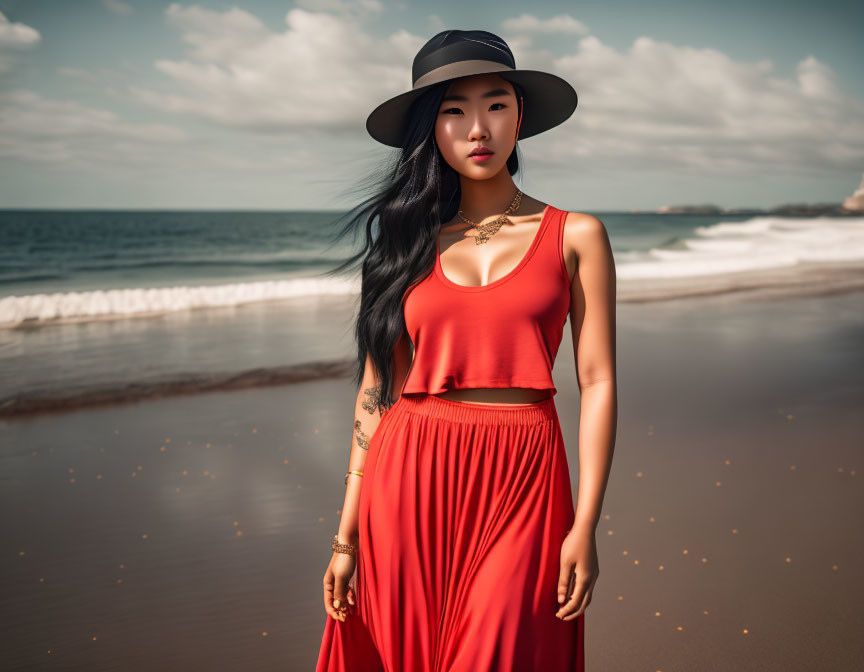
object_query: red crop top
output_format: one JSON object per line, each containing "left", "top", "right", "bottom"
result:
{"left": 400, "top": 204, "right": 571, "bottom": 397}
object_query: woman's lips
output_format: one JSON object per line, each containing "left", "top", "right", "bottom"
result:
{"left": 469, "top": 151, "right": 494, "bottom": 162}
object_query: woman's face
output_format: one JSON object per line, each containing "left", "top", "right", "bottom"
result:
{"left": 434, "top": 73, "right": 519, "bottom": 178}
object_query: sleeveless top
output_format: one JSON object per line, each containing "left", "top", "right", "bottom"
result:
{"left": 400, "top": 204, "right": 571, "bottom": 397}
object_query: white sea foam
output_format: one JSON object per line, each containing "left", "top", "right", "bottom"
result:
{"left": 617, "top": 216, "right": 864, "bottom": 279}
{"left": 0, "top": 275, "right": 361, "bottom": 328}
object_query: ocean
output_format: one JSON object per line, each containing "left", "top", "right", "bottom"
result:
{"left": 2, "top": 209, "right": 863, "bottom": 415}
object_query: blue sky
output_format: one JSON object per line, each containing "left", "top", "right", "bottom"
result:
{"left": 0, "top": 0, "right": 862, "bottom": 210}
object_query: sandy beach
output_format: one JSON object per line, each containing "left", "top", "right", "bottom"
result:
{"left": 1, "top": 285, "right": 862, "bottom": 671}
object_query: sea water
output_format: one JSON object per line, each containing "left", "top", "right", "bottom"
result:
{"left": 1, "top": 209, "right": 862, "bottom": 411}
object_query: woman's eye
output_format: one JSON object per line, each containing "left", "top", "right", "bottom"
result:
{"left": 441, "top": 103, "right": 506, "bottom": 115}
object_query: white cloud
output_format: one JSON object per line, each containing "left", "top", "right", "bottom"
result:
{"left": 128, "top": 6, "right": 422, "bottom": 132}
{"left": 102, "top": 0, "right": 134, "bottom": 16}
{"left": 5, "top": 7, "right": 863, "bottom": 183}
{"left": 538, "top": 33, "right": 864, "bottom": 173}
{"left": 58, "top": 65, "right": 131, "bottom": 87}
{"left": 500, "top": 14, "right": 589, "bottom": 36}
{"left": 0, "top": 10, "right": 40, "bottom": 73}
{"left": 0, "top": 89, "right": 186, "bottom": 169}
{"left": 295, "top": 0, "right": 383, "bottom": 13}
{"left": 122, "top": 7, "right": 864, "bottom": 174}
{"left": 796, "top": 55, "right": 838, "bottom": 99}
{"left": 426, "top": 14, "right": 445, "bottom": 34}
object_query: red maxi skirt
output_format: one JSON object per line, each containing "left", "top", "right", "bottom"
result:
{"left": 315, "top": 393, "right": 585, "bottom": 671}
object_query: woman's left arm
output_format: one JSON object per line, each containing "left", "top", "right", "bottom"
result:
{"left": 555, "top": 211, "right": 618, "bottom": 621}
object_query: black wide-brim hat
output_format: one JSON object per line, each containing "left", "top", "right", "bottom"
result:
{"left": 366, "top": 29, "right": 578, "bottom": 148}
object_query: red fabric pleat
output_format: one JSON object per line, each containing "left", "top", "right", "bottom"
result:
{"left": 315, "top": 393, "right": 585, "bottom": 672}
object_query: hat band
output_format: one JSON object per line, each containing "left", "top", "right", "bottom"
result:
{"left": 413, "top": 60, "right": 514, "bottom": 90}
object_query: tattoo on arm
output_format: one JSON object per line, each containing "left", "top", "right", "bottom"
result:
{"left": 361, "top": 383, "right": 384, "bottom": 415}
{"left": 354, "top": 420, "right": 371, "bottom": 451}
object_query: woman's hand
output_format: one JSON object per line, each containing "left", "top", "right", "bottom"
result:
{"left": 555, "top": 525, "right": 599, "bottom": 621}
{"left": 323, "top": 550, "right": 357, "bottom": 622}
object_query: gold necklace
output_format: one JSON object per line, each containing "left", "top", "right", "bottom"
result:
{"left": 457, "top": 190, "right": 523, "bottom": 245}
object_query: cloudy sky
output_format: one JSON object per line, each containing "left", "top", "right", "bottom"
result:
{"left": 1, "top": 0, "right": 862, "bottom": 210}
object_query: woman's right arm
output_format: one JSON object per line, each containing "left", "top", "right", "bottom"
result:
{"left": 336, "top": 328, "right": 413, "bottom": 545}
{"left": 322, "top": 328, "right": 413, "bottom": 621}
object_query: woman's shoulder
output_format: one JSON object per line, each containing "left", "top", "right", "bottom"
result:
{"left": 554, "top": 206, "right": 604, "bottom": 229}
{"left": 531, "top": 198, "right": 603, "bottom": 230}
{"left": 558, "top": 208, "right": 607, "bottom": 243}
{"left": 555, "top": 208, "right": 610, "bottom": 279}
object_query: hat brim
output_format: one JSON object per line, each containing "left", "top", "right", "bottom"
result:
{"left": 365, "top": 69, "right": 578, "bottom": 148}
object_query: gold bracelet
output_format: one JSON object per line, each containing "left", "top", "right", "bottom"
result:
{"left": 345, "top": 470, "right": 364, "bottom": 485}
{"left": 332, "top": 534, "right": 358, "bottom": 556}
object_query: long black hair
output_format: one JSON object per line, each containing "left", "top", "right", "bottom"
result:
{"left": 323, "top": 77, "right": 526, "bottom": 413}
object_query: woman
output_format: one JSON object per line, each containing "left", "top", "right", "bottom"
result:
{"left": 316, "top": 29, "right": 617, "bottom": 671}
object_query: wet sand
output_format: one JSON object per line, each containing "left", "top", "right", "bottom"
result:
{"left": 1, "top": 289, "right": 863, "bottom": 671}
